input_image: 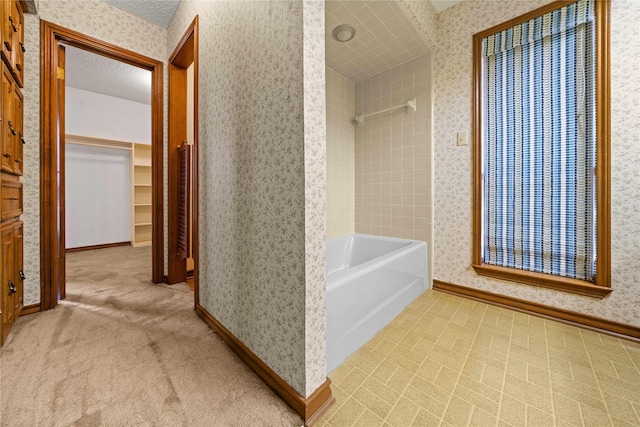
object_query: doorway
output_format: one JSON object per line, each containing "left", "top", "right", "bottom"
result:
{"left": 167, "top": 17, "right": 199, "bottom": 303}
{"left": 40, "top": 21, "right": 164, "bottom": 310}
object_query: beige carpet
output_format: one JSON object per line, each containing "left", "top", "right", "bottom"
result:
{"left": 0, "top": 246, "right": 301, "bottom": 426}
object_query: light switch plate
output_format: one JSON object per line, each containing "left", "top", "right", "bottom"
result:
{"left": 456, "top": 132, "right": 468, "bottom": 146}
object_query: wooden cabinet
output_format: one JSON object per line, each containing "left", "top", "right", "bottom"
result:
{"left": 1, "top": 62, "right": 21, "bottom": 175}
{"left": 0, "top": 0, "right": 23, "bottom": 88}
{"left": 1, "top": 220, "right": 22, "bottom": 345}
{"left": 0, "top": 0, "right": 24, "bottom": 347}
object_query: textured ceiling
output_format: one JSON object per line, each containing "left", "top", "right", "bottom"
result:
{"left": 431, "top": 0, "right": 463, "bottom": 13}
{"left": 326, "top": 1, "right": 429, "bottom": 83}
{"left": 64, "top": 45, "right": 152, "bottom": 105}
{"left": 102, "top": 0, "right": 180, "bottom": 28}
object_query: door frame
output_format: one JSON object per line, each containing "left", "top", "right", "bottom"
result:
{"left": 167, "top": 17, "right": 199, "bottom": 303}
{"left": 40, "top": 21, "right": 165, "bottom": 310}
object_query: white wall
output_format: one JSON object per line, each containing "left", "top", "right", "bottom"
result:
{"left": 66, "top": 86, "right": 151, "bottom": 144}
{"left": 65, "top": 144, "right": 131, "bottom": 249}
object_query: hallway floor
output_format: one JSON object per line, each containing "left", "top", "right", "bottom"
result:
{"left": 0, "top": 246, "right": 301, "bottom": 426}
{"left": 318, "top": 289, "right": 640, "bottom": 426}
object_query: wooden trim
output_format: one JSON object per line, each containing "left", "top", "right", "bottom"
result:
{"left": 433, "top": 280, "right": 640, "bottom": 342}
{"left": 472, "top": 264, "right": 612, "bottom": 298}
{"left": 40, "top": 21, "right": 164, "bottom": 311}
{"left": 65, "top": 241, "right": 130, "bottom": 253}
{"left": 195, "top": 304, "right": 334, "bottom": 423}
{"left": 594, "top": 0, "right": 611, "bottom": 289}
{"left": 167, "top": 17, "right": 199, "bottom": 293}
{"left": 471, "top": 0, "right": 611, "bottom": 295}
{"left": 18, "top": 303, "right": 40, "bottom": 316}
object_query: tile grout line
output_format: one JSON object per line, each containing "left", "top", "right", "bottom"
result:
{"left": 578, "top": 328, "right": 615, "bottom": 427}
{"left": 380, "top": 295, "right": 455, "bottom": 426}
{"left": 436, "top": 298, "right": 488, "bottom": 427}
{"left": 544, "top": 319, "right": 559, "bottom": 427}
{"left": 494, "top": 305, "right": 516, "bottom": 427}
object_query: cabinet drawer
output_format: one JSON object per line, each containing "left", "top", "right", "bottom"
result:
{"left": 1, "top": 174, "right": 21, "bottom": 221}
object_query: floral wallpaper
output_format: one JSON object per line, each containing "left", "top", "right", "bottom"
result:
{"left": 21, "top": 0, "right": 168, "bottom": 306}
{"left": 169, "top": 0, "right": 326, "bottom": 397}
{"left": 430, "top": 0, "right": 640, "bottom": 326}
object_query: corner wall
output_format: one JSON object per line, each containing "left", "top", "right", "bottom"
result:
{"left": 432, "top": 0, "right": 640, "bottom": 327}
{"left": 22, "top": 0, "right": 167, "bottom": 305}
{"left": 168, "top": 0, "right": 326, "bottom": 397}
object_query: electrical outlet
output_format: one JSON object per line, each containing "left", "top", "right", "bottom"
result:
{"left": 456, "top": 132, "right": 468, "bottom": 146}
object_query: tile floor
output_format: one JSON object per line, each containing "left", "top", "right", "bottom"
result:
{"left": 317, "top": 290, "right": 640, "bottom": 426}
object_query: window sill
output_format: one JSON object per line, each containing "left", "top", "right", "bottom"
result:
{"left": 472, "top": 264, "right": 612, "bottom": 298}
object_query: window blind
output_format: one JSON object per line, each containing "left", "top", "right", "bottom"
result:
{"left": 481, "top": 0, "right": 596, "bottom": 281}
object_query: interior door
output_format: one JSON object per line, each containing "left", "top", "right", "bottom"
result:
{"left": 57, "top": 43, "right": 66, "bottom": 299}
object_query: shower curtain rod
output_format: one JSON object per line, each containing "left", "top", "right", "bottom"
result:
{"left": 353, "top": 98, "right": 416, "bottom": 125}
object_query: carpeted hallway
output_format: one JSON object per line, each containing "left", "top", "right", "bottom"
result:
{"left": 0, "top": 246, "right": 301, "bottom": 426}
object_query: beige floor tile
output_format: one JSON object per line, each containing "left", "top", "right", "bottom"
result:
{"left": 404, "top": 384, "right": 448, "bottom": 418}
{"left": 552, "top": 392, "right": 583, "bottom": 426}
{"left": 442, "top": 395, "right": 473, "bottom": 426}
{"left": 353, "top": 409, "right": 384, "bottom": 427}
{"left": 579, "top": 402, "right": 612, "bottom": 427}
{"left": 411, "top": 408, "right": 441, "bottom": 426}
{"left": 499, "top": 394, "right": 527, "bottom": 427}
{"left": 386, "top": 397, "right": 420, "bottom": 426}
{"left": 469, "top": 406, "right": 498, "bottom": 427}
{"left": 328, "top": 397, "right": 366, "bottom": 426}
{"left": 353, "top": 386, "right": 393, "bottom": 419}
{"left": 372, "top": 359, "right": 400, "bottom": 384}
{"left": 326, "top": 290, "right": 640, "bottom": 427}
{"left": 362, "top": 376, "right": 402, "bottom": 407}
{"left": 340, "top": 368, "right": 369, "bottom": 395}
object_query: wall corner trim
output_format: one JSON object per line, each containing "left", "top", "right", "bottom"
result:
{"left": 194, "top": 304, "right": 334, "bottom": 424}
{"left": 433, "top": 280, "right": 640, "bottom": 342}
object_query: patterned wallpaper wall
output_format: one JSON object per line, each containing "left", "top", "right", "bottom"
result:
{"left": 431, "top": 0, "right": 640, "bottom": 326}
{"left": 168, "top": 0, "right": 326, "bottom": 397}
{"left": 326, "top": 68, "right": 355, "bottom": 238}
{"left": 21, "top": 0, "right": 168, "bottom": 306}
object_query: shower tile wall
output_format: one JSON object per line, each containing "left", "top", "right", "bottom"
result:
{"left": 354, "top": 55, "right": 432, "bottom": 248}
{"left": 326, "top": 68, "right": 355, "bottom": 238}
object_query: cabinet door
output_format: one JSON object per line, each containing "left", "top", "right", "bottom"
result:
{"left": 13, "top": 222, "right": 22, "bottom": 317}
{"left": 1, "top": 224, "right": 15, "bottom": 345}
{"left": 12, "top": 85, "right": 21, "bottom": 175}
{"left": 10, "top": 0, "right": 22, "bottom": 87}
{"left": 1, "top": 0, "right": 12, "bottom": 65}
{"left": 1, "top": 64, "right": 12, "bottom": 174}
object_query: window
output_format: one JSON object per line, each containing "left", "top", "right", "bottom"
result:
{"left": 472, "top": 0, "right": 610, "bottom": 297}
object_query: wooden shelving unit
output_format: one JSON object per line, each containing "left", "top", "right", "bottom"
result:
{"left": 132, "top": 143, "right": 152, "bottom": 247}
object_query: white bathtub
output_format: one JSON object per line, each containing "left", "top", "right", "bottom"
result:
{"left": 326, "top": 233, "right": 427, "bottom": 374}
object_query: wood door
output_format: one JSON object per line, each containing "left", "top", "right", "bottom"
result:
{"left": 1, "top": 0, "right": 12, "bottom": 65}
{"left": 10, "top": 0, "right": 23, "bottom": 87}
{"left": 1, "top": 224, "right": 15, "bottom": 344}
{"left": 1, "top": 64, "right": 13, "bottom": 173}
{"left": 57, "top": 44, "right": 66, "bottom": 300}
{"left": 12, "top": 84, "right": 22, "bottom": 175}
{"left": 13, "top": 222, "right": 22, "bottom": 317}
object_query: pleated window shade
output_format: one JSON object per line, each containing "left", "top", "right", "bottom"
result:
{"left": 480, "top": 0, "right": 597, "bottom": 281}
